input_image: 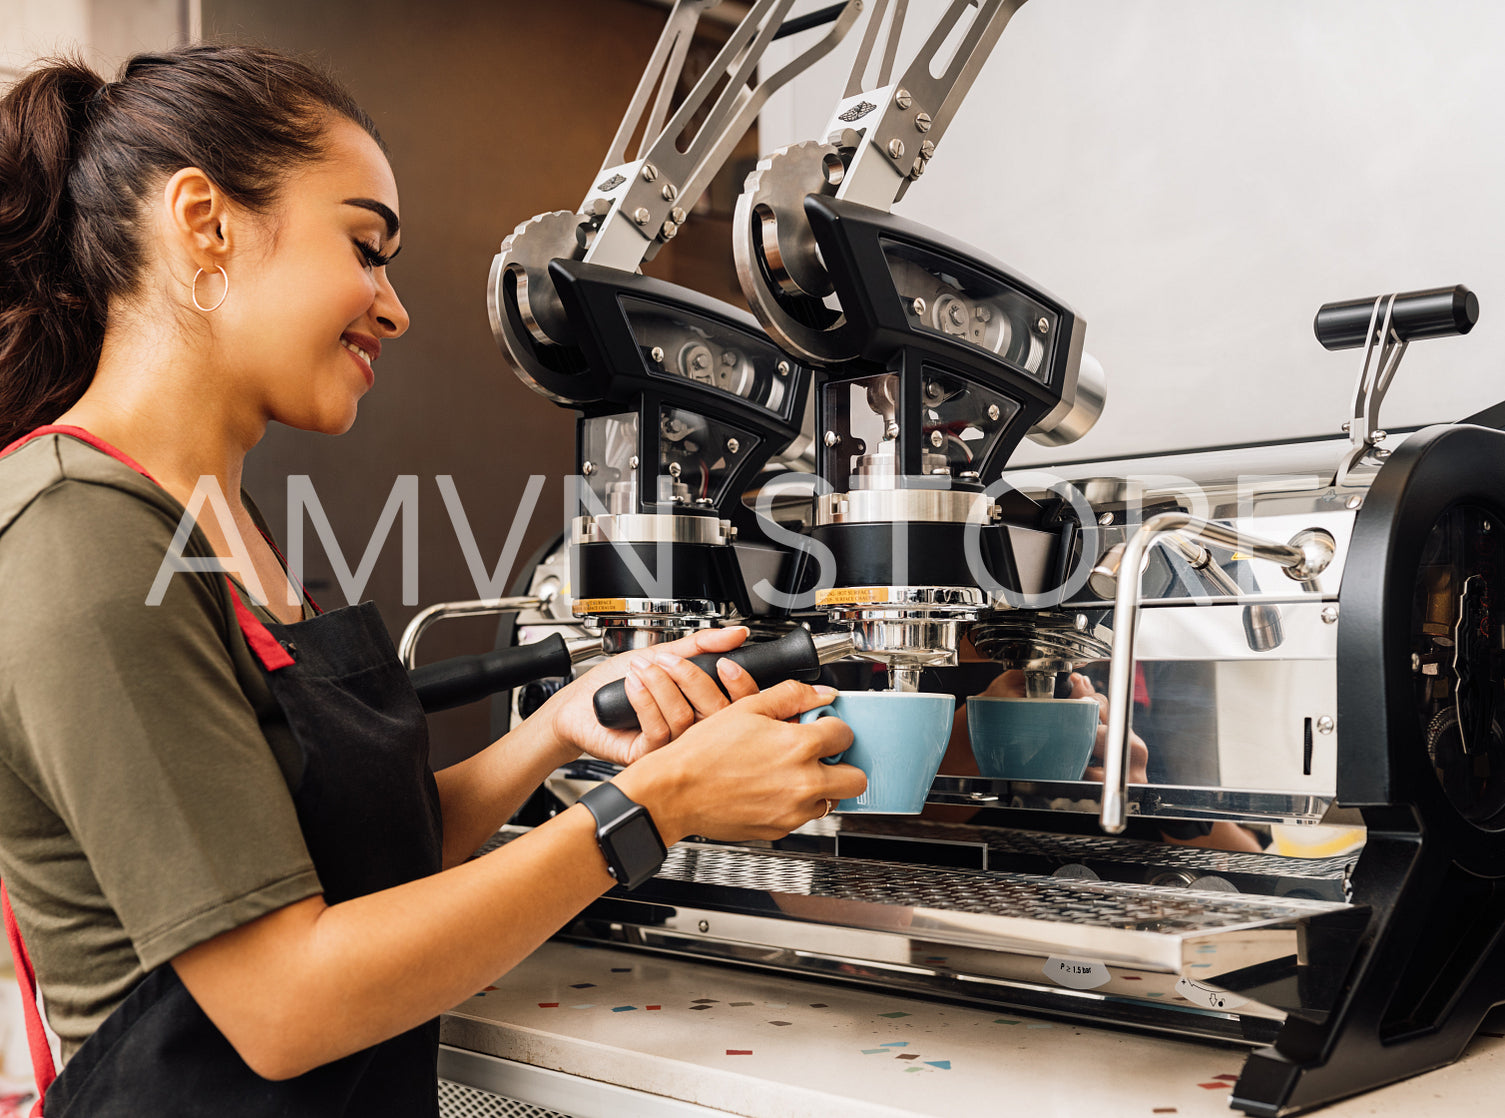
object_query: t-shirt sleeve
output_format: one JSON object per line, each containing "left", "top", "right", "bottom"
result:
{"left": 0, "top": 478, "right": 322, "bottom": 971}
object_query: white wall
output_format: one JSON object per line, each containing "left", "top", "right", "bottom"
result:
{"left": 759, "top": 0, "right": 1505, "bottom": 464}
{"left": 0, "top": 0, "right": 191, "bottom": 88}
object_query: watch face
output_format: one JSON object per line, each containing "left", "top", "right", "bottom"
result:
{"left": 604, "top": 809, "right": 666, "bottom": 883}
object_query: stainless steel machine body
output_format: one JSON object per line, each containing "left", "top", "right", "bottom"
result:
{"left": 457, "top": 3, "right": 1505, "bottom": 1115}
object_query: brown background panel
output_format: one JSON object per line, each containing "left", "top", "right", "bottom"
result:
{"left": 204, "top": 0, "right": 743, "bottom": 767}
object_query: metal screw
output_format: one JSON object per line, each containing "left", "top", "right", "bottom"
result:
{"left": 1098, "top": 512, "right": 1114, "bottom": 526}
{"left": 641, "top": 164, "right": 658, "bottom": 182}
{"left": 633, "top": 207, "right": 651, "bottom": 225}
{"left": 987, "top": 404, "right": 1000, "bottom": 421}
{"left": 1373, "top": 430, "right": 1387, "bottom": 442}
{"left": 930, "top": 430, "right": 943, "bottom": 447}
{"left": 1321, "top": 606, "right": 1339, "bottom": 624}
{"left": 1341, "top": 422, "right": 1351, "bottom": 433}
{"left": 824, "top": 430, "right": 839, "bottom": 447}
{"left": 629, "top": 456, "right": 639, "bottom": 470}
{"left": 920, "top": 140, "right": 935, "bottom": 160}
{"left": 1347, "top": 495, "right": 1363, "bottom": 510}
{"left": 1036, "top": 316, "right": 1050, "bottom": 334}
{"left": 912, "top": 297, "right": 927, "bottom": 316}
{"left": 915, "top": 112, "right": 932, "bottom": 133}
{"left": 692, "top": 352, "right": 711, "bottom": 370}
{"left": 910, "top": 158, "right": 925, "bottom": 179}
{"left": 660, "top": 220, "right": 678, "bottom": 240}
{"left": 669, "top": 462, "right": 682, "bottom": 478}
{"left": 650, "top": 346, "right": 664, "bottom": 364}
{"left": 726, "top": 438, "right": 740, "bottom": 454}
{"left": 975, "top": 305, "right": 991, "bottom": 322}
{"left": 661, "top": 183, "right": 677, "bottom": 202}
{"left": 1485, "top": 521, "right": 1494, "bottom": 533}
{"left": 1374, "top": 448, "right": 1390, "bottom": 458}
{"left": 588, "top": 197, "right": 611, "bottom": 217}
{"left": 697, "top": 919, "right": 709, "bottom": 933}
{"left": 582, "top": 461, "right": 594, "bottom": 476}
{"left": 885, "top": 421, "right": 900, "bottom": 440}
{"left": 776, "top": 360, "right": 791, "bottom": 377}
{"left": 1074, "top": 614, "right": 1090, "bottom": 632}
{"left": 888, "top": 138, "right": 906, "bottom": 159}
{"left": 895, "top": 88, "right": 913, "bottom": 109}
{"left": 671, "top": 207, "right": 687, "bottom": 226}
{"left": 1316, "top": 716, "right": 1335, "bottom": 735}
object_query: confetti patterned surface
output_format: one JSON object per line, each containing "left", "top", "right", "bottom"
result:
{"left": 442, "top": 941, "right": 1505, "bottom": 1118}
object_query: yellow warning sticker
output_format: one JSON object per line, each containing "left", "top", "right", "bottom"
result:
{"left": 815, "top": 587, "right": 891, "bottom": 607}
{"left": 572, "top": 598, "right": 628, "bottom": 615}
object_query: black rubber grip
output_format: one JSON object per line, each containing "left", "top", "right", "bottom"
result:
{"left": 593, "top": 628, "right": 822, "bottom": 731}
{"left": 1314, "top": 284, "right": 1478, "bottom": 350}
{"left": 409, "top": 634, "right": 574, "bottom": 714}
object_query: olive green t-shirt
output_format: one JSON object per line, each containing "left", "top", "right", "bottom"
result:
{"left": 0, "top": 433, "right": 324, "bottom": 1060}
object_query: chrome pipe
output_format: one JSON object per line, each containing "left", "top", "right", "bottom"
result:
{"left": 1100, "top": 513, "right": 1334, "bottom": 833}
{"left": 398, "top": 594, "right": 548, "bottom": 669}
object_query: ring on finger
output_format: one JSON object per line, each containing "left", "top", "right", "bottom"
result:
{"left": 818, "top": 798, "right": 835, "bottom": 819}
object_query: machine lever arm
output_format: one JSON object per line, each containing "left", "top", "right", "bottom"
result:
{"left": 593, "top": 629, "right": 853, "bottom": 730}
{"left": 409, "top": 635, "right": 602, "bottom": 715}
{"left": 583, "top": 0, "right": 861, "bottom": 272}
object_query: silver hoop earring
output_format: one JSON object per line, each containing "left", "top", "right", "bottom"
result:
{"left": 191, "top": 265, "right": 229, "bottom": 313}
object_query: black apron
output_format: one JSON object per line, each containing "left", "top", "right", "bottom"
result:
{"left": 3, "top": 427, "right": 444, "bottom": 1117}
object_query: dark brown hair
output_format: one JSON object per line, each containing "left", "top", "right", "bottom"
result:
{"left": 0, "top": 45, "right": 383, "bottom": 446}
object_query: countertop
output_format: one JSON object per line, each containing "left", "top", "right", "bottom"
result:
{"left": 441, "top": 940, "right": 1505, "bottom": 1117}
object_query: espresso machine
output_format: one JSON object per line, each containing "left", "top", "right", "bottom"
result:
{"left": 416, "top": 3, "right": 1505, "bottom": 1114}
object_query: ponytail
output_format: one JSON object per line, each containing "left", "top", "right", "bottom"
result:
{"left": 0, "top": 46, "right": 382, "bottom": 447}
{"left": 0, "top": 59, "right": 104, "bottom": 447}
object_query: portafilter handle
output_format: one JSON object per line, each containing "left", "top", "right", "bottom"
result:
{"left": 409, "top": 634, "right": 600, "bottom": 714}
{"left": 593, "top": 629, "right": 854, "bottom": 730}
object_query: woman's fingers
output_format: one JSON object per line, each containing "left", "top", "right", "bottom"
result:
{"left": 734, "top": 678, "right": 836, "bottom": 722}
{"left": 630, "top": 657, "right": 697, "bottom": 741}
{"left": 715, "top": 657, "right": 761, "bottom": 702}
{"left": 624, "top": 664, "right": 674, "bottom": 746}
{"left": 647, "top": 650, "right": 736, "bottom": 719}
{"left": 658, "top": 625, "right": 749, "bottom": 658}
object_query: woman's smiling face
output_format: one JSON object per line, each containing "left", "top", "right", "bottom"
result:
{"left": 214, "top": 117, "right": 409, "bottom": 436}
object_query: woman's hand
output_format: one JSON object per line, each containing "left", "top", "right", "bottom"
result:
{"left": 1073, "top": 673, "right": 1150, "bottom": 786}
{"left": 615, "top": 679, "right": 867, "bottom": 844}
{"left": 539, "top": 626, "right": 763, "bottom": 767}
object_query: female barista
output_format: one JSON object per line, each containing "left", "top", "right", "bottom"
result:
{"left": 0, "top": 45, "right": 864, "bottom": 1116}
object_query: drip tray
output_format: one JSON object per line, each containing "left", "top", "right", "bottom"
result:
{"left": 634, "top": 842, "right": 1352, "bottom": 977}
{"left": 484, "top": 830, "right": 1357, "bottom": 997}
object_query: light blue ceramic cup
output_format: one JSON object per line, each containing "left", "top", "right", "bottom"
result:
{"left": 800, "top": 691, "right": 955, "bottom": 813}
{"left": 966, "top": 696, "right": 1100, "bottom": 781}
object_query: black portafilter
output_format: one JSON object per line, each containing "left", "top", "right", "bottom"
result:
{"left": 1314, "top": 284, "right": 1477, "bottom": 350}
{"left": 592, "top": 628, "right": 855, "bottom": 731}
{"left": 408, "top": 634, "right": 600, "bottom": 714}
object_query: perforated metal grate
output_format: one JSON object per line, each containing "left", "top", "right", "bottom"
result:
{"left": 651, "top": 843, "right": 1343, "bottom": 932}
{"left": 477, "top": 824, "right": 1348, "bottom": 933}
{"left": 438, "top": 1077, "right": 575, "bottom": 1118}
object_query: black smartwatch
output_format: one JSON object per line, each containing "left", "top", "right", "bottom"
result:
{"left": 578, "top": 782, "right": 667, "bottom": 890}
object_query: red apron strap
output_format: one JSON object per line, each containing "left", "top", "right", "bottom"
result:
{"left": 2, "top": 882, "right": 55, "bottom": 1116}
{"left": 0, "top": 424, "right": 157, "bottom": 482}
{"left": 255, "top": 530, "right": 322, "bottom": 617}
{"left": 226, "top": 581, "right": 296, "bottom": 672}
